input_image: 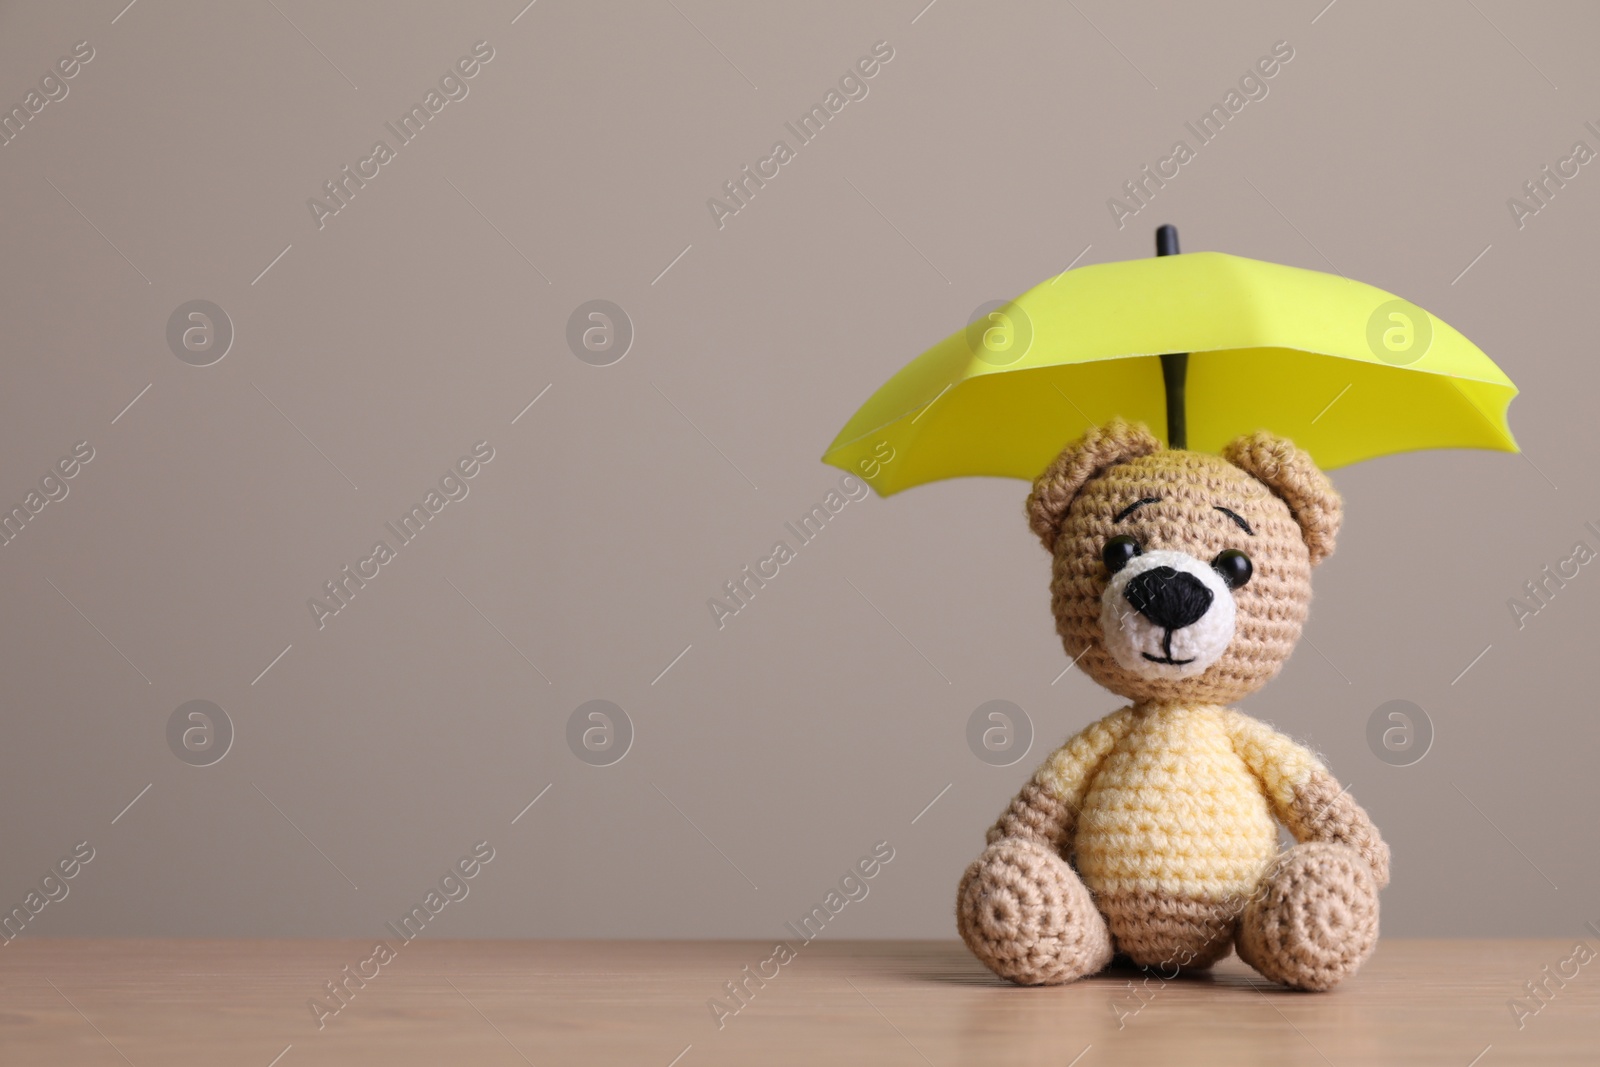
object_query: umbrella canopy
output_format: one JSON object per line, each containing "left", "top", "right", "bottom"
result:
{"left": 822, "top": 246, "right": 1518, "bottom": 497}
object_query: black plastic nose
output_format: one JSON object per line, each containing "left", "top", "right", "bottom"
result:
{"left": 1123, "top": 566, "right": 1213, "bottom": 630}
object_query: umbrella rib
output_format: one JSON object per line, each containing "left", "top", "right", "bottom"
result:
{"left": 1441, "top": 375, "right": 1547, "bottom": 487}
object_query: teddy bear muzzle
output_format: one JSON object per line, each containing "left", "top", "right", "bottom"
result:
{"left": 1100, "top": 550, "right": 1237, "bottom": 679}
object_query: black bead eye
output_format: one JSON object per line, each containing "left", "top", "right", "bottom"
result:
{"left": 1102, "top": 535, "right": 1141, "bottom": 574}
{"left": 1212, "top": 549, "right": 1253, "bottom": 589}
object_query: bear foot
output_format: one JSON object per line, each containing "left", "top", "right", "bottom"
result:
{"left": 1236, "top": 842, "right": 1379, "bottom": 991}
{"left": 956, "top": 838, "right": 1113, "bottom": 985}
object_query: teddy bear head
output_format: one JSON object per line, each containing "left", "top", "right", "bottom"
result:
{"left": 1026, "top": 418, "right": 1342, "bottom": 706}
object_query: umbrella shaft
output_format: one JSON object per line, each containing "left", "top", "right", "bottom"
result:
{"left": 1155, "top": 225, "right": 1188, "bottom": 449}
{"left": 1161, "top": 351, "right": 1188, "bottom": 450}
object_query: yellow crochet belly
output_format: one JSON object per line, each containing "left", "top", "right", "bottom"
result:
{"left": 1070, "top": 705, "right": 1279, "bottom": 901}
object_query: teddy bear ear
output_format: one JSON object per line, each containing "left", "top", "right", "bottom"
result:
{"left": 1026, "top": 418, "right": 1162, "bottom": 553}
{"left": 1222, "top": 431, "right": 1343, "bottom": 566}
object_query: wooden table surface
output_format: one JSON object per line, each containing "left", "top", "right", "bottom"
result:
{"left": 2, "top": 939, "right": 1594, "bottom": 1065}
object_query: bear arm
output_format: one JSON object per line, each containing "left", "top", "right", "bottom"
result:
{"left": 984, "top": 706, "right": 1136, "bottom": 851}
{"left": 1224, "top": 710, "right": 1391, "bottom": 888}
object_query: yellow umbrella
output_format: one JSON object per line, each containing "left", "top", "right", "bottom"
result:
{"left": 822, "top": 227, "right": 1518, "bottom": 496}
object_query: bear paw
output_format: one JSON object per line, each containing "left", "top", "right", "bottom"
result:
{"left": 1236, "top": 842, "right": 1380, "bottom": 991}
{"left": 956, "top": 838, "right": 1112, "bottom": 985}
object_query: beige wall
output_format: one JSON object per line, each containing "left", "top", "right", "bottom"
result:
{"left": 1, "top": 0, "right": 1596, "bottom": 943}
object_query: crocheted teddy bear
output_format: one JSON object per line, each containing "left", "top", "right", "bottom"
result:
{"left": 956, "top": 418, "right": 1389, "bottom": 991}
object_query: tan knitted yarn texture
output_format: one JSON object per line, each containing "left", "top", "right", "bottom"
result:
{"left": 1237, "top": 842, "right": 1381, "bottom": 991}
{"left": 1030, "top": 418, "right": 1341, "bottom": 706}
{"left": 957, "top": 421, "right": 1386, "bottom": 992}
{"left": 956, "top": 838, "right": 1113, "bottom": 985}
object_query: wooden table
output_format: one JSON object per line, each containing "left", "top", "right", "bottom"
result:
{"left": 2, "top": 940, "right": 1594, "bottom": 1064}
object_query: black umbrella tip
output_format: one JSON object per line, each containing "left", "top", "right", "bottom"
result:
{"left": 1156, "top": 224, "right": 1180, "bottom": 257}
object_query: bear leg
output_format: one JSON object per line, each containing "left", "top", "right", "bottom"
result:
{"left": 956, "top": 838, "right": 1113, "bottom": 985}
{"left": 1236, "top": 842, "right": 1380, "bottom": 991}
